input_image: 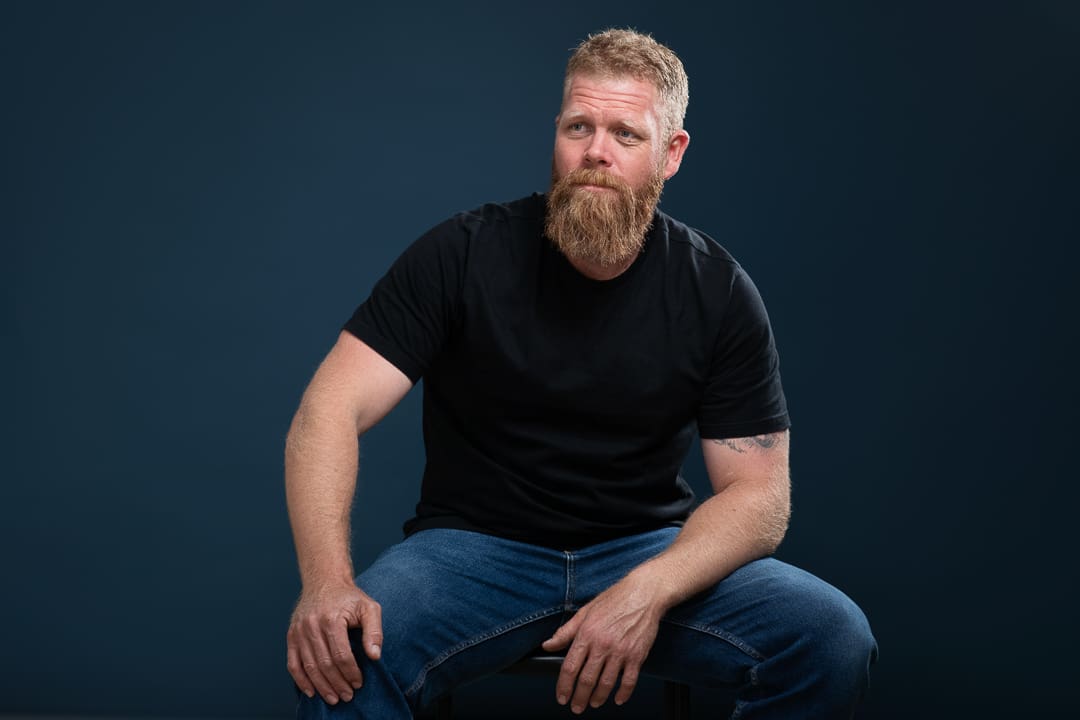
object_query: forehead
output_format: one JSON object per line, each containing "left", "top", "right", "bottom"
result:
{"left": 561, "top": 73, "right": 661, "bottom": 123}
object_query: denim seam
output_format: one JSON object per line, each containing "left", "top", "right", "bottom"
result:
{"left": 403, "top": 606, "right": 566, "bottom": 701}
{"left": 660, "top": 617, "right": 767, "bottom": 662}
{"left": 729, "top": 664, "right": 759, "bottom": 720}
{"left": 563, "top": 550, "right": 575, "bottom": 609}
{"left": 660, "top": 618, "right": 762, "bottom": 720}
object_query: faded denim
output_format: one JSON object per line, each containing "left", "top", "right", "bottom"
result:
{"left": 296, "top": 527, "right": 877, "bottom": 719}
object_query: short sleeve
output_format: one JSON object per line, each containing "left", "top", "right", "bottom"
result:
{"left": 697, "top": 267, "right": 790, "bottom": 439}
{"left": 342, "top": 217, "right": 467, "bottom": 383}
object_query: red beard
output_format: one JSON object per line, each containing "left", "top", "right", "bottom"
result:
{"left": 545, "top": 166, "right": 665, "bottom": 268}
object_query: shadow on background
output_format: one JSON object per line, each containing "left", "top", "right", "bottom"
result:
{"left": 3, "top": 1, "right": 1078, "bottom": 718}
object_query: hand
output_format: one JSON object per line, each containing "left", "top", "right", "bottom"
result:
{"left": 286, "top": 582, "right": 383, "bottom": 705}
{"left": 541, "top": 575, "right": 667, "bottom": 714}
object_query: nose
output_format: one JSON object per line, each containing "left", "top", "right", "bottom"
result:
{"left": 583, "top": 133, "right": 612, "bottom": 167}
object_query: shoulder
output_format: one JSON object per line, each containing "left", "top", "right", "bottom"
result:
{"left": 651, "top": 208, "right": 747, "bottom": 289}
{"left": 401, "top": 194, "right": 543, "bottom": 266}
{"left": 431, "top": 194, "right": 547, "bottom": 274}
{"left": 453, "top": 193, "right": 545, "bottom": 236}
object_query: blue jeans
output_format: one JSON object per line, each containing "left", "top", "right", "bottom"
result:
{"left": 296, "top": 528, "right": 877, "bottom": 719}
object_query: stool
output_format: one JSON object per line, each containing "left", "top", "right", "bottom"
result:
{"left": 434, "top": 649, "right": 690, "bottom": 719}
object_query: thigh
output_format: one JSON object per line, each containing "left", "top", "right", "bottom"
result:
{"left": 646, "top": 558, "right": 874, "bottom": 689}
{"left": 354, "top": 529, "right": 568, "bottom": 707}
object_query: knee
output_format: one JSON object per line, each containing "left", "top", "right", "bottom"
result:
{"left": 794, "top": 582, "right": 878, "bottom": 685}
{"left": 820, "top": 592, "right": 876, "bottom": 669}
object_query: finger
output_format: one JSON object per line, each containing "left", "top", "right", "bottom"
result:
{"left": 554, "top": 640, "right": 589, "bottom": 706}
{"left": 326, "top": 618, "right": 363, "bottom": 691}
{"left": 569, "top": 654, "right": 608, "bottom": 715}
{"left": 359, "top": 598, "right": 384, "bottom": 660}
{"left": 299, "top": 641, "right": 340, "bottom": 705}
{"left": 543, "top": 611, "right": 583, "bottom": 652}
{"left": 311, "top": 623, "right": 358, "bottom": 703}
{"left": 588, "top": 659, "right": 622, "bottom": 709}
{"left": 286, "top": 632, "right": 315, "bottom": 698}
{"left": 613, "top": 662, "right": 641, "bottom": 706}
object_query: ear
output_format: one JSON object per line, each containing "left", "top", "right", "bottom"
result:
{"left": 662, "top": 129, "right": 690, "bottom": 180}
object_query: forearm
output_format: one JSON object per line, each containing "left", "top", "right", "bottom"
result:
{"left": 284, "top": 401, "right": 361, "bottom": 589}
{"left": 542, "top": 467, "right": 790, "bottom": 711}
{"left": 628, "top": 473, "right": 790, "bottom": 611}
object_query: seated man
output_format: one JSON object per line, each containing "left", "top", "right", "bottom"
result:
{"left": 285, "top": 28, "right": 877, "bottom": 719}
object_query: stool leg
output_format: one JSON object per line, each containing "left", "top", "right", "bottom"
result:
{"left": 663, "top": 681, "right": 690, "bottom": 720}
{"left": 435, "top": 693, "right": 452, "bottom": 720}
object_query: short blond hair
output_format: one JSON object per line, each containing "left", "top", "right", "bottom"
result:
{"left": 563, "top": 28, "right": 689, "bottom": 142}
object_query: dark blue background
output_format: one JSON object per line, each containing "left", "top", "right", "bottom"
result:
{"left": 3, "top": 1, "right": 1078, "bottom": 718}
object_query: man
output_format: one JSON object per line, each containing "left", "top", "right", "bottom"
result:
{"left": 285, "top": 29, "right": 877, "bottom": 719}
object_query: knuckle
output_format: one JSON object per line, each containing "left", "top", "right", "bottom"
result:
{"left": 317, "top": 656, "right": 335, "bottom": 669}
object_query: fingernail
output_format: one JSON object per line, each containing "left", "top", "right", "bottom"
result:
{"left": 342, "top": 692, "right": 353, "bottom": 702}
{"left": 327, "top": 695, "right": 338, "bottom": 705}
{"left": 305, "top": 690, "right": 315, "bottom": 699}
{"left": 558, "top": 695, "right": 567, "bottom": 705}
{"left": 572, "top": 704, "right": 584, "bottom": 714}
{"left": 352, "top": 680, "right": 362, "bottom": 689}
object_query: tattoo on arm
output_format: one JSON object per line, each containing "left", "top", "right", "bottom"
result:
{"left": 711, "top": 433, "right": 783, "bottom": 454}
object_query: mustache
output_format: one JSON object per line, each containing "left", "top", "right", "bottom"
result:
{"left": 560, "top": 168, "right": 630, "bottom": 192}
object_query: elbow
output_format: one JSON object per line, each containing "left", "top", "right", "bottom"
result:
{"left": 763, "top": 508, "right": 789, "bottom": 555}
{"left": 284, "top": 403, "right": 312, "bottom": 459}
{"left": 761, "top": 479, "right": 791, "bottom": 554}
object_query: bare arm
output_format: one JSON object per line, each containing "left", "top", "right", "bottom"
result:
{"left": 543, "top": 430, "right": 790, "bottom": 714}
{"left": 285, "top": 331, "right": 413, "bottom": 705}
{"left": 628, "top": 431, "right": 791, "bottom": 604}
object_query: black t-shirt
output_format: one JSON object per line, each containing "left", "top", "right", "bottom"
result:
{"left": 345, "top": 193, "right": 789, "bottom": 549}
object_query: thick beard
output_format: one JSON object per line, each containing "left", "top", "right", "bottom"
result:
{"left": 545, "top": 165, "right": 665, "bottom": 268}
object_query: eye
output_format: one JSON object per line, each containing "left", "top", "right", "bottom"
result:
{"left": 615, "top": 128, "right": 640, "bottom": 142}
{"left": 566, "top": 121, "right": 588, "bottom": 134}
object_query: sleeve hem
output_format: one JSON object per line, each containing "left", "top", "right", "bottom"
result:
{"left": 342, "top": 321, "right": 424, "bottom": 384}
{"left": 697, "top": 414, "right": 791, "bottom": 440}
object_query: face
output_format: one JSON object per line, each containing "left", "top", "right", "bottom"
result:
{"left": 546, "top": 73, "right": 689, "bottom": 269}
{"left": 552, "top": 73, "right": 685, "bottom": 189}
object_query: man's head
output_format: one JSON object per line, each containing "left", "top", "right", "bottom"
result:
{"left": 563, "top": 28, "right": 689, "bottom": 145}
{"left": 546, "top": 29, "right": 690, "bottom": 272}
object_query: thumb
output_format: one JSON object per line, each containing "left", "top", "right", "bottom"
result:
{"left": 358, "top": 599, "right": 384, "bottom": 660}
{"left": 542, "top": 611, "right": 583, "bottom": 652}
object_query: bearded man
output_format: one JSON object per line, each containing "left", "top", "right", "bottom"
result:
{"left": 285, "top": 29, "right": 877, "bottom": 719}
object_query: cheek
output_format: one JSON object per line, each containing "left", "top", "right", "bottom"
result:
{"left": 627, "top": 158, "right": 657, "bottom": 187}
{"left": 553, "top": 142, "right": 578, "bottom": 174}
